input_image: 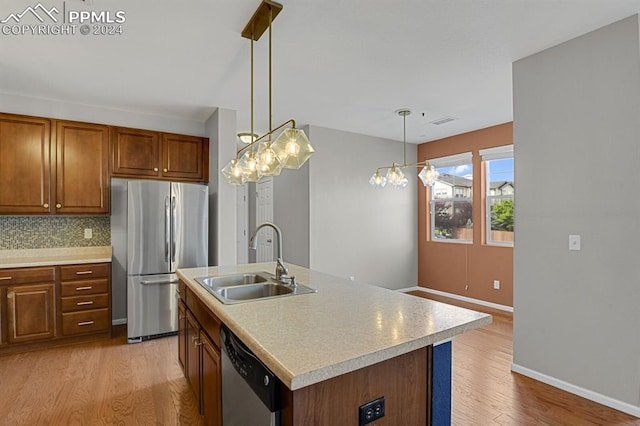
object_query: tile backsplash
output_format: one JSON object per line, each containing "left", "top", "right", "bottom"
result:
{"left": 0, "top": 216, "right": 110, "bottom": 250}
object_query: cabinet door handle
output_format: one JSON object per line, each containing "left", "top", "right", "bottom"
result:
{"left": 163, "top": 168, "right": 168, "bottom": 173}
{"left": 56, "top": 203, "right": 62, "bottom": 208}
{"left": 75, "top": 271, "right": 93, "bottom": 275}
{"left": 7, "top": 292, "right": 13, "bottom": 299}
{"left": 76, "top": 286, "right": 93, "bottom": 291}
{"left": 76, "top": 301, "right": 94, "bottom": 306}
{"left": 0, "top": 276, "right": 12, "bottom": 281}
{"left": 153, "top": 167, "right": 159, "bottom": 172}
{"left": 78, "top": 321, "right": 94, "bottom": 326}
{"left": 43, "top": 203, "right": 49, "bottom": 208}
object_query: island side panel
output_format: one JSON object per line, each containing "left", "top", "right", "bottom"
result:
{"left": 282, "top": 347, "right": 428, "bottom": 426}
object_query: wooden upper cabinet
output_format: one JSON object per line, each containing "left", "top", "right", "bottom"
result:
{"left": 162, "top": 133, "right": 208, "bottom": 181}
{"left": 0, "top": 114, "right": 52, "bottom": 214}
{"left": 55, "top": 120, "right": 110, "bottom": 214}
{"left": 111, "top": 127, "right": 208, "bottom": 182}
{"left": 111, "top": 127, "right": 161, "bottom": 177}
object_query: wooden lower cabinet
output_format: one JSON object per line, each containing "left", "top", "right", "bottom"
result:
{"left": 0, "top": 263, "right": 111, "bottom": 355}
{"left": 178, "top": 299, "right": 187, "bottom": 374}
{"left": 185, "top": 310, "right": 202, "bottom": 406}
{"left": 7, "top": 283, "right": 55, "bottom": 344}
{"left": 201, "top": 331, "right": 222, "bottom": 426}
{"left": 180, "top": 282, "right": 222, "bottom": 426}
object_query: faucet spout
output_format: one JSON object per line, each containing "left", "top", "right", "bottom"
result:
{"left": 249, "top": 222, "right": 289, "bottom": 280}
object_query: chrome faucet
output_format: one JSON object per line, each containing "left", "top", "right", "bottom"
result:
{"left": 249, "top": 222, "right": 292, "bottom": 284}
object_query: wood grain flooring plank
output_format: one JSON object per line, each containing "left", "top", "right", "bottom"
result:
{"left": 408, "top": 291, "right": 640, "bottom": 426}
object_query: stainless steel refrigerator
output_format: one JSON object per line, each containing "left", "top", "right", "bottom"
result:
{"left": 126, "top": 180, "right": 208, "bottom": 343}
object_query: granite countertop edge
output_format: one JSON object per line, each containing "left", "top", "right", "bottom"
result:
{"left": 0, "top": 246, "right": 113, "bottom": 268}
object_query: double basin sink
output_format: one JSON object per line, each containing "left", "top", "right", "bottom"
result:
{"left": 195, "top": 271, "right": 316, "bottom": 304}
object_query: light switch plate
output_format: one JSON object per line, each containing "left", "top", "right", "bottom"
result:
{"left": 569, "top": 234, "right": 580, "bottom": 251}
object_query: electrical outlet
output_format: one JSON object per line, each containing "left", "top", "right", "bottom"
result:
{"left": 359, "top": 397, "right": 385, "bottom": 425}
{"left": 84, "top": 228, "right": 92, "bottom": 239}
{"left": 493, "top": 280, "right": 500, "bottom": 290}
{"left": 349, "top": 276, "right": 356, "bottom": 281}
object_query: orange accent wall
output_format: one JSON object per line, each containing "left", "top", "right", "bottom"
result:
{"left": 417, "top": 122, "right": 513, "bottom": 307}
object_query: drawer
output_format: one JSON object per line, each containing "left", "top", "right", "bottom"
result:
{"left": 62, "top": 308, "right": 110, "bottom": 335}
{"left": 60, "top": 263, "right": 109, "bottom": 281}
{"left": 60, "top": 278, "right": 109, "bottom": 297}
{"left": 61, "top": 294, "right": 109, "bottom": 313}
{"left": 0, "top": 267, "right": 55, "bottom": 285}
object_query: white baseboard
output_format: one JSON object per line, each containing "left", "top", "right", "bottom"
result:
{"left": 398, "top": 286, "right": 513, "bottom": 313}
{"left": 112, "top": 318, "right": 127, "bottom": 326}
{"left": 511, "top": 363, "right": 640, "bottom": 418}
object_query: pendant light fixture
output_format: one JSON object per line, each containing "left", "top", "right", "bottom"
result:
{"left": 369, "top": 109, "right": 439, "bottom": 189}
{"left": 223, "top": 0, "right": 314, "bottom": 186}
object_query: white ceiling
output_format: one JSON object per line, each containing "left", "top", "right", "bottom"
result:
{"left": 2, "top": 0, "right": 639, "bottom": 143}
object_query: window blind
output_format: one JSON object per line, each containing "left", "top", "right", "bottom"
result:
{"left": 479, "top": 145, "right": 513, "bottom": 161}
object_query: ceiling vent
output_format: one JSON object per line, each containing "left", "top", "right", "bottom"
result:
{"left": 429, "top": 116, "right": 458, "bottom": 126}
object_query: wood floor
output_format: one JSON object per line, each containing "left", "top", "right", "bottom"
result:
{"left": 409, "top": 291, "right": 640, "bottom": 426}
{"left": 0, "top": 327, "right": 202, "bottom": 425}
{"left": 1, "top": 297, "right": 639, "bottom": 425}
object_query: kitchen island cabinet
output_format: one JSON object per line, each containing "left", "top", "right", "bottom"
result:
{"left": 179, "top": 280, "right": 222, "bottom": 426}
{"left": 177, "top": 263, "right": 491, "bottom": 425}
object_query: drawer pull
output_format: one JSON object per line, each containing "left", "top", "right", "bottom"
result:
{"left": 76, "top": 301, "right": 94, "bottom": 306}
{"left": 75, "top": 271, "right": 93, "bottom": 275}
{"left": 78, "top": 321, "right": 95, "bottom": 326}
{"left": 76, "top": 286, "right": 93, "bottom": 291}
{"left": 0, "top": 276, "right": 12, "bottom": 281}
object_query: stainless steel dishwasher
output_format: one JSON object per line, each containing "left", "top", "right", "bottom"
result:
{"left": 220, "top": 325, "right": 283, "bottom": 425}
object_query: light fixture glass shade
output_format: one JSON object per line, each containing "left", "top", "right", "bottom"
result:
{"left": 396, "top": 175, "right": 409, "bottom": 189}
{"left": 237, "top": 132, "right": 258, "bottom": 144}
{"left": 386, "top": 165, "right": 407, "bottom": 188}
{"left": 222, "top": 158, "right": 247, "bottom": 186}
{"left": 369, "top": 171, "right": 387, "bottom": 189}
{"left": 272, "top": 128, "right": 315, "bottom": 169}
{"left": 418, "top": 164, "right": 439, "bottom": 187}
{"left": 238, "top": 151, "right": 262, "bottom": 182}
{"left": 257, "top": 140, "right": 283, "bottom": 176}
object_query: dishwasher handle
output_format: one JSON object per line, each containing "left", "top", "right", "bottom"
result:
{"left": 221, "top": 325, "right": 281, "bottom": 412}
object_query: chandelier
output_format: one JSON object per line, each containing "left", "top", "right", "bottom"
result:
{"left": 222, "top": 0, "right": 314, "bottom": 186}
{"left": 369, "top": 109, "right": 439, "bottom": 189}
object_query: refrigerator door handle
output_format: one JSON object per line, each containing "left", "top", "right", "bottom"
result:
{"left": 171, "top": 196, "right": 177, "bottom": 263}
{"left": 165, "top": 196, "right": 171, "bottom": 264}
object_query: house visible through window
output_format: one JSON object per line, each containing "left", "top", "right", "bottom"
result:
{"left": 480, "top": 145, "right": 514, "bottom": 246}
{"left": 429, "top": 152, "right": 473, "bottom": 243}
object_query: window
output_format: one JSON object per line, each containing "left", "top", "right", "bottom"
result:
{"left": 481, "top": 145, "right": 514, "bottom": 246}
{"left": 429, "top": 152, "right": 473, "bottom": 243}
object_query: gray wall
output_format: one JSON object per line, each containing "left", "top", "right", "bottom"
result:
{"left": 307, "top": 125, "right": 418, "bottom": 290}
{"left": 205, "top": 108, "right": 238, "bottom": 266}
{"left": 272, "top": 125, "right": 311, "bottom": 268}
{"left": 513, "top": 15, "right": 640, "bottom": 411}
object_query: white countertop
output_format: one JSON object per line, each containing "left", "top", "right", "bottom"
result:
{"left": 0, "top": 246, "right": 112, "bottom": 268}
{"left": 177, "top": 262, "right": 492, "bottom": 391}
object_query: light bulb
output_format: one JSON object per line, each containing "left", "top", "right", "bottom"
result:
{"left": 369, "top": 171, "right": 387, "bottom": 189}
{"left": 286, "top": 140, "right": 300, "bottom": 156}
{"left": 257, "top": 141, "right": 283, "bottom": 176}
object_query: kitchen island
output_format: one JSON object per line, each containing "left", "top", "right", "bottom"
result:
{"left": 177, "top": 262, "right": 491, "bottom": 425}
